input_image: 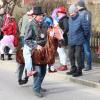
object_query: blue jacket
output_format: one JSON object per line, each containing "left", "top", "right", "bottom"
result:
{"left": 68, "top": 12, "right": 90, "bottom": 46}
{"left": 79, "top": 8, "right": 92, "bottom": 39}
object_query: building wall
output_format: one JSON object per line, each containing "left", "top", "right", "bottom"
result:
{"left": 88, "top": 0, "right": 100, "bottom": 4}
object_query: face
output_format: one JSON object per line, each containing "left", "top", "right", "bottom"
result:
{"left": 57, "top": 12, "right": 61, "bottom": 17}
{"left": 34, "top": 15, "right": 44, "bottom": 22}
{"left": 69, "top": 12, "right": 77, "bottom": 17}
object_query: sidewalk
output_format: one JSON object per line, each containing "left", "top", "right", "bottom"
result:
{"left": 54, "top": 58, "right": 100, "bottom": 88}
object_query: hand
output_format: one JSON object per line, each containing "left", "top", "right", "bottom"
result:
{"left": 36, "top": 45, "right": 42, "bottom": 50}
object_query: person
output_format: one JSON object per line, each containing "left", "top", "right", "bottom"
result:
{"left": 17, "top": 10, "right": 35, "bottom": 85}
{"left": 67, "top": 4, "right": 90, "bottom": 77}
{"left": 18, "top": 11, "right": 30, "bottom": 47}
{"left": 76, "top": 1, "right": 92, "bottom": 71}
{"left": 0, "top": 15, "right": 17, "bottom": 60}
{"left": 0, "top": 0, "right": 4, "bottom": 40}
{"left": 23, "top": 6, "right": 48, "bottom": 97}
{"left": 55, "top": 6, "right": 69, "bottom": 71}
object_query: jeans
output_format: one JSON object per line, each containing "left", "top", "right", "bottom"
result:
{"left": 33, "top": 64, "right": 47, "bottom": 93}
{"left": 82, "top": 39, "right": 92, "bottom": 68}
{"left": 68, "top": 45, "right": 83, "bottom": 69}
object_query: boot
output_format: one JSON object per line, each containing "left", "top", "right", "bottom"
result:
{"left": 57, "top": 65, "right": 68, "bottom": 71}
{"left": 1, "top": 54, "right": 4, "bottom": 60}
{"left": 8, "top": 54, "right": 12, "bottom": 60}
{"left": 67, "top": 66, "right": 77, "bottom": 75}
{"left": 18, "top": 77, "right": 28, "bottom": 85}
{"left": 18, "top": 79, "right": 25, "bottom": 85}
{"left": 23, "top": 77, "right": 29, "bottom": 84}
{"left": 72, "top": 67, "right": 82, "bottom": 77}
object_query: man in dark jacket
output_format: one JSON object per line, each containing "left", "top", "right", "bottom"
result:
{"left": 76, "top": 1, "right": 92, "bottom": 71}
{"left": 23, "top": 6, "right": 48, "bottom": 97}
{"left": 67, "top": 4, "right": 90, "bottom": 77}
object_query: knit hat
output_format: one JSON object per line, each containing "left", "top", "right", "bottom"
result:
{"left": 69, "top": 4, "right": 78, "bottom": 14}
{"left": 57, "top": 6, "right": 67, "bottom": 14}
{"left": 76, "top": 1, "right": 86, "bottom": 8}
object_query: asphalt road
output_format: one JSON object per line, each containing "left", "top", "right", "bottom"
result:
{"left": 0, "top": 60, "right": 100, "bottom": 100}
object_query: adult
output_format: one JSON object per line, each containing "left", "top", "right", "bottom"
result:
{"left": 23, "top": 6, "right": 48, "bottom": 97}
{"left": 0, "top": 16, "right": 17, "bottom": 60}
{"left": 67, "top": 4, "right": 90, "bottom": 77}
{"left": 76, "top": 1, "right": 92, "bottom": 71}
{"left": 56, "top": 6, "right": 69, "bottom": 71}
{"left": 0, "top": 0, "right": 5, "bottom": 40}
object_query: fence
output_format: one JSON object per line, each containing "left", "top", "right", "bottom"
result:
{"left": 90, "top": 32, "right": 100, "bottom": 62}
{"left": 90, "top": 32, "right": 100, "bottom": 52}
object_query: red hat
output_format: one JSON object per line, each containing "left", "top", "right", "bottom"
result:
{"left": 57, "top": 6, "right": 67, "bottom": 14}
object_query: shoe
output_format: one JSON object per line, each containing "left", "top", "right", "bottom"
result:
{"left": 18, "top": 79, "right": 26, "bottom": 85}
{"left": 1, "top": 54, "right": 4, "bottom": 60}
{"left": 57, "top": 65, "right": 68, "bottom": 71}
{"left": 34, "top": 91, "right": 44, "bottom": 97}
{"left": 67, "top": 66, "right": 77, "bottom": 75}
{"left": 48, "top": 69, "right": 57, "bottom": 73}
{"left": 27, "top": 70, "right": 37, "bottom": 77}
{"left": 40, "top": 88, "right": 47, "bottom": 92}
{"left": 8, "top": 54, "right": 12, "bottom": 60}
{"left": 18, "top": 77, "right": 29, "bottom": 85}
{"left": 83, "top": 67, "right": 92, "bottom": 71}
{"left": 23, "top": 77, "right": 29, "bottom": 84}
{"left": 72, "top": 68, "right": 82, "bottom": 77}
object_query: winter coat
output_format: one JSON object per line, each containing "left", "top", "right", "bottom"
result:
{"left": 24, "top": 19, "right": 48, "bottom": 49}
{"left": 2, "top": 19, "right": 17, "bottom": 35}
{"left": 58, "top": 15, "right": 69, "bottom": 45}
{"left": 68, "top": 12, "right": 90, "bottom": 46}
{"left": 78, "top": 8, "right": 92, "bottom": 39}
{"left": 20, "top": 14, "right": 29, "bottom": 36}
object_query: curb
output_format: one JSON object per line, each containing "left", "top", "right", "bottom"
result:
{"left": 55, "top": 72, "right": 100, "bottom": 88}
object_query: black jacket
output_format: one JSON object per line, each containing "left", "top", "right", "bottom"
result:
{"left": 58, "top": 16, "right": 69, "bottom": 46}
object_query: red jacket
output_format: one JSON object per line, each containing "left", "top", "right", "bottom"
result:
{"left": 2, "top": 19, "right": 17, "bottom": 35}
